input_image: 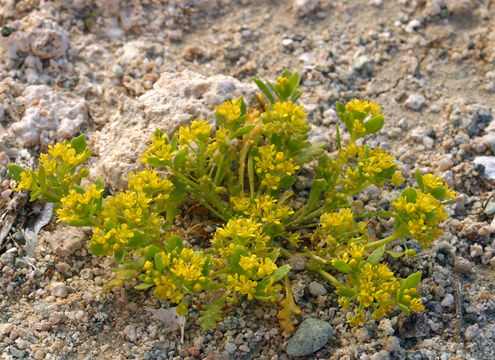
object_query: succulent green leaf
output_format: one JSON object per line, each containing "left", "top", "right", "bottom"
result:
{"left": 38, "top": 165, "right": 47, "bottom": 192}
{"left": 333, "top": 260, "right": 354, "bottom": 274}
{"left": 401, "top": 187, "right": 417, "bottom": 203}
{"left": 199, "top": 300, "right": 224, "bottom": 330}
{"left": 135, "top": 282, "right": 154, "bottom": 290}
{"left": 367, "top": 245, "right": 386, "bottom": 265}
{"left": 89, "top": 243, "right": 107, "bottom": 255}
{"left": 7, "top": 164, "right": 26, "bottom": 182}
{"left": 252, "top": 77, "right": 275, "bottom": 104}
{"left": 165, "top": 235, "right": 183, "bottom": 253}
{"left": 364, "top": 116, "right": 384, "bottom": 134}
{"left": 145, "top": 245, "right": 161, "bottom": 261}
{"left": 336, "top": 287, "right": 356, "bottom": 297}
{"left": 415, "top": 169, "right": 425, "bottom": 192}
{"left": 398, "top": 303, "right": 411, "bottom": 315}
{"left": 430, "top": 186, "right": 447, "bottom": 200}
{"left": 114, "top": 249, "right": 126, "bottom": 263}
{"left": 173, "top": 148, "right": 188, "bottom": 168}
{"left": 231, "top": 248, "right": 249, "bottom": 275}
{"left": 230, "top": 125, "right": 255, "bottom": 139}
{"left": 70, "top": 134, "right": 87, "bottom": 154}
{"left": 402, "top": 271, "right": 422, "bottom": 290}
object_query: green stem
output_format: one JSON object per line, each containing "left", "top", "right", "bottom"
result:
{"left": 355, "top": 210, "right": 395, "bottom": 219}
{"left": 238, "top": 140, "right": 251, "bottom": 193}
{"left": 364, "top": 232, "right": 401, "bottom": 250}
{"left": 247, "top": 154, "right": 255, "bottom": 201}
{"left": 314, "top": 268, "right": 345, "bottom": 288}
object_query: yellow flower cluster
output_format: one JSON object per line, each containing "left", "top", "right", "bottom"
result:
{"left": 393, "top": 189, "right": 448, "bottom": 247}
{"left": 127, "top": 169, "right": 173, "bottom": 206}
{"left": 254, "top": 145, "right": 300, "bottom": 190}
{"left": 226, "top": 274, "right": 258, "bottom": 300}
{"left": 91, "top": 223, "right": 134, "bottom": 252}
{"left": 261, "top": 101, "right": 309, "bottom": 139}
{"left": 238, "top": 253, "right": 277, "bottom": 278}
{"left": 357, "top": 147, "right": 404, "bottom": 186}
{"left": 345, "top": 99, "right": 382, "bottom": 117}
{"left": 57, "top": 184, "right": 103, "bottom": 223}
{"left": 211, "top": 218, "right": 270, "bottom": 259}
{"left": 230, "top": 195, "right": 294, "bottom": 225}
{"left": 141, "top": 132, "right": 176, "bottom": 164}
{"left": 422, "top": 174, "right": 456, "bottom": 198}
{"left": 216, "top": 99, "right": 242, "bottom": 124}
{"left": 177, "top": 119, "right": 212, "bottom": 144}
{"left": 319, "top": 209, "right": 367, "bottom": 252}
{"left": 321, "top": 208, "right": 354, "bottom": 232}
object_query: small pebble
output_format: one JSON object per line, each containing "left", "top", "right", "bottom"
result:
{"left": 51, "top": 282, "right": 68, "bottom": 298}
{"left": 308, "top": 281, "right": 327, "bottom": 297}
{"left": 454, "top": 257, "right": 474, "bottom": 273}
{"left": 224, "top": 342, "right": 237, "bottom": 354}
{"left": 440, "top": 294, "right": 454, "bottom": 307}
{"left": 123, "top": 324, "right": 137, "bottom": 342}
{"left": 287, "top": 255, "right": 306, "bottom": 271}
{"left": 404, "top": 94, "right": 425, "bottom": 111}
{"left": 464, "top": 324, "right": 479, "bottom": 342}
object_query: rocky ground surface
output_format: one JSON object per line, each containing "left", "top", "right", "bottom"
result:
{"left": 0, "top": 0, "right": 495, "bottom": 359}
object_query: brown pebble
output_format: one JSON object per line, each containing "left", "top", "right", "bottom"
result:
{"left": 454, "top": 257, "right": 474, "bottom": 273}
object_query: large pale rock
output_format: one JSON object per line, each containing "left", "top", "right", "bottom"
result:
{"left": 9, "top": 85, "right": 88, "bottom": 147}
{"left": 92, "top": 70, "right": 257, "bottom": 189}
{"left": 44, "top": 226, "right": 87, "bottom": 257}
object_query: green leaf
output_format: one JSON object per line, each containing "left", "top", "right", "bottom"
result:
{"left": 402, "top": 271, "right": 422, "bottom": 290}
{"left": 240, "top": 96, "right": 247, "bottom": 116}
{"left": 364, "top": 116, "right": 384, "bottom": 134}
{"left": 336, "top": 287, "right": 356, "bottom": 297}
{"left": 401, "top": 187, "right": 417, "bottom": 203}
{"left": 398, "top": 303, "right": 411, "bottom": 315}
{"left": 135, "top": 282, "right": 154, "bottom": 290}
{"left": 415, "top": 169, "right": 425, "bottom": 192}
{"left": 430, "top": 186, "right": 447, "bottom": 200}
{"left": 287, "top": 73, "right": 300, "bottom": 92}
{"left": 333, "top": 260, "right": 354, "bottom": 274}
{"left": 173, "top": 148, "right": 188, "bottom": 168}
{"left": 231, "top": 248, "right": 249, "bottom": 275}
{"left": 73, "top": 184, "right": 85, "bottom": 194}
{"left": 336, "top": 101, "right": 345, "bottom": 115}
{"left": 30, "top": 191, "right": 41, "bottom": 201}
{"left": 367, "top": 245, "right": 385, "bottom": 265}
{"left": 290, "top": 89, "right": 303, "bottom": 103}
{"left": 89, "top": 243, "right": 107, "bottom": 255}
{"left": 147, "top": 156, "right": 169, "bottom": 167}
{"left": 267, "top": 264, "right": 291, "bottom": 283}
{"left": 281, "top": 69, "right": 293, "bottom": 78}
{"left": 336, "top": 122, "right": 342, "bottom": 150}
{"left": 128, "top": 230, "right": 145, "bottom": 248}
{"left": 94, "top": 177, "right": 104, "bottom": 189}
{"left": 165, "top": 235, "right": 183, "bottom": 253}
{"left": 103, "top": 220, "right": 117, "bottom": 231}
{"left": 252, "top": 77, "right": 275, "bottom": 104}
{"left": 70, "top": 134, "right": 87, "bottom": 154}
{"left": 215, "top": 112, "right": 226, "bottom": 127}
{"left": 293, "top": 142, "right": 325, "bottom": 164}
{"left": 114, "top": 248, "right": 125, "bottom": 263}
{"left": 154, "top": 252, "right": 165, "bottom": 272}
{"left": 199, "top": 300, "right": 224, "bottom": 330}
{"left": 230, "top": 125, "right": 255, "bottom": 139}
{"left": 7, "top": 165, "right": 26, "bottom": 182}
{"left": 145, "top": 245, "right": 162, "bottom": 261}
{"left": 38, "top": 165, "right": 47, "bottom": 192}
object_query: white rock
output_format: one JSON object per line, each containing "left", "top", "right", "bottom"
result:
{"left": 9, "top": 85, "right": 88, "bottom": 147}
{"left": 446, "top": 0, "right": 478, "bottom": 15}
{"left": 423, "top": 136, "right": 434, "bottom": 149}
{"left": 440, "top": 294, "right": 454, "bottom": 307}
{"left": 293, "top": 0, "right": 319, "bottom": 16}
{"left": 123, "top": 324, "right": 137, "bottom": 342}
{"left": 437, "top": 155, "right": 453, "bottom": 171}
{"left": 404, "top": 94, "right": 426, "bottom": 111}
{"left": 308, "top": 281, "right": 327, "bottom": 297}
{"left": 464, "top": 324, "right": 479, "bottom": 342}
{"left": 51, "top": 282, "right": 68, "bottom": 298}
{"left": 383, "top": 336, "right": 401, "bottom": 352}
{"left": 474, "top": 156, "right": 495, "bottom": 179}
{"left": 92, "top": 70, "right": 257, "bottom": 189}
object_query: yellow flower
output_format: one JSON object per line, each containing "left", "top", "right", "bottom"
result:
{"left": 410, "top": 297, "right": 425, "bottom": 312}
{"left": 16, "top": 171, "right": 33, "bottom": 190}
{"left": 216, "top": 99, "right": 242, "bottom": 123}
{"left": 141, "top": 133, "right": 176, "bottom": 164}
{"left": 177, "top": 120, "right": 211, "bottom": 144}
{"left": 345, "top": 99, "right": 382, "bottom": 117}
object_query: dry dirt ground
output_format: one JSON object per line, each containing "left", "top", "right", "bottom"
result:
{"left": 1, "top": 0, "right": 495, "bottom": 359}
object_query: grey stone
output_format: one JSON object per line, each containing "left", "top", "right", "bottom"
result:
{"left": 308, "top": 281, "right": 327, "bottom": 297}
{"left": 286, "top": 318, "right": 333, "bottom": 357}
{"left": 14, "top": 258, "right": 29, "bottom": 268}
{"left": 287, "top": 255, "right": 306, "bottom": 271}
{"left": 224, "top": 342, "right": 237, "bottom": 354}
{"left": 474, "top": 156, "right": 495, "bottom": 180}
{"left": 479, "top": 110, "right": 493, "bottom": 124}
{"left": 440, "top": 294, "right": 454, "bottom": 307}
{"left": 9, "top": 347, "right": 26, "bottom": 358}
{"left": 485, "top": 202, "right": 495, "bottom": 215}
{"left": 404, "top": 94, "right": 425, "bottom": 111}
{"left": 32, "top": 301, "right": 58, "bottom": 316}
{"left": 482, "top": 134, "right": 495, "bottom": 152}
{"left": 0, "top": 252, "right": 15, "bottom": 265}
{"left": 464, "top": 324, "right": 479, "bottom": 342}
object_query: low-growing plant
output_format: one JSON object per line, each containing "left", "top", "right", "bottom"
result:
{"left": 9, "top": 69, "right": 455, "bottom": 332}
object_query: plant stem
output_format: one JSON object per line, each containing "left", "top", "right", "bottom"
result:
{"left": 355, "top": 210, "right": 395, "bottom": 219}
{"left": 314, "top": 268, "right": 345, "bottom": 288}
{"left": 247, "top": 154, "right": 255, "bottom": 201}
{"left": 364, "top": 232, "right": 401, "bottom": 250}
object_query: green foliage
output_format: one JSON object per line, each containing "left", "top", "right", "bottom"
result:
{"left": 9, "top": 69, "right": 455, "bottom": 332}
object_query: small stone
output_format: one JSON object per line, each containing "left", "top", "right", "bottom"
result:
{"left": 282, "top": 38, "right": 294, "bottom": 47}
{"left": 123, "top": 325, "right": 137, "bottom": 342}
{"left": 0, "top": 323, "right": 14, "bottom": 335}
{"left": 80, "top": 268, "right": 93, "bottom": 280}
{"left": 404, "top": 94, "right": 425, "bottom": 111}
{"left": 446, "top": 0, "right": 478, "bottom": 15}
{"left": 33, "top": 349, "right": 45, "bottom": 360}
{"left": 286, "top": 318, "right": 333, "bottom": 357}
{"left": 203, "top": 355, "right": 230, "bottom": 360}
{"left": 383, "top": 336, "right": 401, "bottom": 352}
{"left": 14, "top": 258, "right": 29, "bottom": 268}
{"left": 293, "top": 0, "right": 319, "bottom": 16}
{"left": 308, "top": 281, "right": 327, "bottom": 297}
{"left": 49, "top": 312, "right": 63, "bottom": 326}
{"left": 422, "top": 136, "right": 434, "bottom": 149}
{"left": 482, "top": 134, "right": 495, "bottom": 152}
{"left": 437, "top": 155, "right": 454, "bottom": 171}
{"left": 440, "top": 294, "right": 454, "bottom": 307}
{"left": 239, "top": 344, "right": 250, "bottom": 352}
{"left": 55, "top": 262, "right": 70, "bottom": 274}
{"left": 287, "top": 255, "right": 306, "bottom": 271}
{"left": 454, "top": 257, "right": 474, "bottom": 273}
{"left": 464, "top": 324, "right": 479, "bottom": 342}
{"left": 224, "top": 342, "right": 237, "bottom": 354}
{"left": 0, "top": 252, "right": 15, "bottom": 265}
{"left": 9, "top": 347, "right": 26, "bottom": 358}
{"left": 479, "top": 110, "right": 493, "bottom": 124}
{"left": 51, "top": 282, "right": 68, "bottom": 298}
{"left": 112, "top": 65, "right": 124, "bottom": 78}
